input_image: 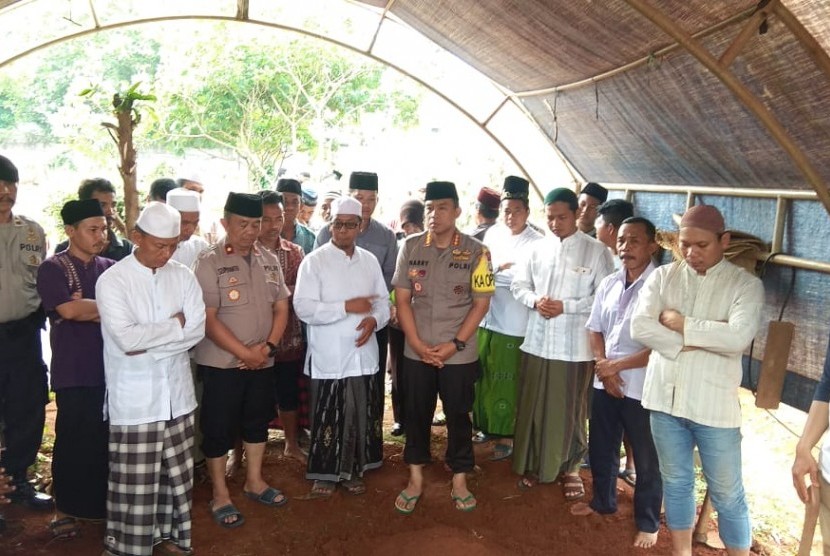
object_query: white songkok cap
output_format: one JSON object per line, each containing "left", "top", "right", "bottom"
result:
{"left": 166, "top": 188, "right": 201, "bottom": 212}
{"left": 332, "top": 197, "right": 362, "bottom": 218}
{"left": 136, "top": 202, "right": 181, "bottom": 239}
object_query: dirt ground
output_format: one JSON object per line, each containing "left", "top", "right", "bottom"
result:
{"left": 1, "top": 394, "right": 784, "bottom": 556}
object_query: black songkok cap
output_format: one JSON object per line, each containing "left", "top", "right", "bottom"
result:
{"left": 61, "top": 199, "right": 105, "bottom": 226}
{"left": 349, "top": 171, "right": 378, "bottom": 191}
{"left": 502, "top": 176, "right": 529, "bottom": 200}
{"left": 544, "top": 187, "right": 578, "bottom": 210}
{"left": 0, "top": 155, "right": 19, "bottom": 183}
{"left": 424, "top": 181, "right": 458, "bottom": 202}
{"left": 276, "top": 178, "right": 302, "bottom": 195}
{"left": 581, "top": 182, "right": 608, "bottom": 203}
{"left": 224, "top": 192, "right": 263, "bottom": 218}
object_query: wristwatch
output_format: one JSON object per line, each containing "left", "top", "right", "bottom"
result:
{"left": 266, "top": 341, "right": 278, "bottom": 358}
{"left": 452, "top": 338, "right": 466, "bottom": 352}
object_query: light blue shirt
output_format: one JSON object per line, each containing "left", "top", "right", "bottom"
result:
{"left": 586, "top": 262, "right": 655, "bottom": 400}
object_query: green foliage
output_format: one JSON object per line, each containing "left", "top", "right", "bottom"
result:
{"left": 0, "top": 24, "right": 420, "bottom": 188}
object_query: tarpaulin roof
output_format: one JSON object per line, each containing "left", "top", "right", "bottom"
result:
{"left": 358, "top": 0, "right": 830, "bottom": 206}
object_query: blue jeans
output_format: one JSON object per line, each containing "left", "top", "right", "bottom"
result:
{"left": 650, "top": 411, "right": 751, "bottom": 550}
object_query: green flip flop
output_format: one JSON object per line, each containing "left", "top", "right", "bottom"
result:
{"left": 394, "top": 490, "right": 421, "bottom": 515}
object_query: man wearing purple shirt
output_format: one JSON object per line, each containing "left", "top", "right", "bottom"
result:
{"left": 36, "top": 199, "right": 114, "bottom": 539}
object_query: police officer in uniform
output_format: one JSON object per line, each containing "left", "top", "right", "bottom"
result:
{"left": 0, "top": 154, "right": 53, "bottom": 520}
{"left": 193, "top": 192, "right": 291, "bottom": 528}
{"left": 392, "top": 181, "right": 495, "bottom": 515}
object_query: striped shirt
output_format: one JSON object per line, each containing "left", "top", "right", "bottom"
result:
{"left": 511, "top": 231, "right": 614, "bottom": 362}
{"left": 631, "top": 258, "right": 764, "bottom": 428}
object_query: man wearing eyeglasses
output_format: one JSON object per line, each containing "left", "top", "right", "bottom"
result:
{"left": 314, "top": 171, "right": 398, "bottom": 435}
{"left": 294, "top": 197, "right": 390, "bottom": 498}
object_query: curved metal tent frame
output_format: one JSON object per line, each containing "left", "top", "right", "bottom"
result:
{"left": 0, "top": 0, "right": 576, "bottom": 200}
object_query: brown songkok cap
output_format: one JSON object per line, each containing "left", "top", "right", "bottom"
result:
{"left": 679, "top": 205, "right": 725, "bottom": 234}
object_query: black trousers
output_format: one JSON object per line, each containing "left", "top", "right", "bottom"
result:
{"left": 402, "top": 357, "right": 479, "bottom": 473}
{"left": 588, "top": 388, "right": 663, "bottom": 533}
{"left": 373, "top": 326, "right": 388, "bottom": 431}
{"left": 53, "top": 386, "right": 108, "bottom": 519}
{"left": 199, "top": 365, "right": 276, "bottom": 458}
{"left": 0, "top": 311, "right": 48, "bottom": 484}
{"left": 387, "top": 327, "right": 406, "bottom": 426}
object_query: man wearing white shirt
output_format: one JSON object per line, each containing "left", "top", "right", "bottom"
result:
{"left": 510, "top": 187, "right": 614, "bottom": 499}
{"left": 473, "top": 176, "right": 543, "bottom": 461}
{"left": 571, "top": 217, "right": 662, "bottom": 549}
{"left": 168, "top": 188, "right": 209, "bottom": 269}
{"left": 96, "top": 202, "right": 206, "bottom": 556}
{"left": 294, "top": 197, "right": 390, "bottom": 498}
{"left": 631, "top": 205, "right": 764, "bottom": 556}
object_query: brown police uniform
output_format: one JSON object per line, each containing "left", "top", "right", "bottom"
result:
{"left": 192, "top": 237, "right": 290, "bottom": 457}
{"left": 0, "top": 214, "right": 49, "bottom": 488}
{"left": 392, "top": 229, "right": 495, "bottom": 472}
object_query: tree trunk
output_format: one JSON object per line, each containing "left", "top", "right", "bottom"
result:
{"left": 116, "top": 104, "right": 139, "bottom": 232}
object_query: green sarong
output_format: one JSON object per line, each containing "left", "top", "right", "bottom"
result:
{"left": 512, "top": 353, "right": 593, "bottom": 483}
{"left": 473, "top": 328, "right": 523, "bottom": 437}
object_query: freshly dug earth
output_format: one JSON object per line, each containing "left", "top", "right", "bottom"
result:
{"left": 2, "top": 406, "right": 753, "bottom": 555}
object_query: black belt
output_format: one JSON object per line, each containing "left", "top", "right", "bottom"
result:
{"left": 0, "top": 307, "right": 46, "bottom": 340}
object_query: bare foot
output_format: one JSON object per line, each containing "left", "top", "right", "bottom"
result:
{"left": 225, "top": 449, "right": 242, "bottom": 479}
{"left": 284, "top": 447, "right": 308, "bottom": 465}
{"left": 633, "top": 531, "right": 658, "bottom": 548}
{"left": 569, "top": 501, "right": 596, "bottom": 516}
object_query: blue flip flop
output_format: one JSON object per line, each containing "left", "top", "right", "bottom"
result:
{"left": 210, "top": 502, "right": 245, "bottom": 529}
{"left": 243, "top": 486, "right": 288, "bottom": 507}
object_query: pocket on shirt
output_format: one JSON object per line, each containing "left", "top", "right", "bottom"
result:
{"left": 564, "top": 267, "right": 595, "bottom": 296}
{"left": 218, "top": 275, "right": 249, "bottom": 307}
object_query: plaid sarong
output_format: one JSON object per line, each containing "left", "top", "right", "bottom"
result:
{"left": 105, "top": 413, "right": 195, "bottom": 556}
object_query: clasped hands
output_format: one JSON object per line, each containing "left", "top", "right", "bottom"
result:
{"left": 412, "top": 340, "right": 457, "bottom": 368}
{"left": 535, "top": 296, "right": 563, "bottom": 319}
{"left": 594, "top": 357, "right": 625, "bottom": 398}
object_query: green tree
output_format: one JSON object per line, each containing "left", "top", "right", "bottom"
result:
{"left": 156, "top": 38, "right": 419, "bottom": 187}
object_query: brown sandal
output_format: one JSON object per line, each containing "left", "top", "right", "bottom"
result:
{"left": 562, "top": 474, "right": 585, "bottom": 501}
{"left": 48, "top": 517, "right": 80, "bottom": 541}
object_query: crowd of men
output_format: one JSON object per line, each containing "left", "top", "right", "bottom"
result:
{"left": 0, "top": 149, "right": 793, "bottom": 556}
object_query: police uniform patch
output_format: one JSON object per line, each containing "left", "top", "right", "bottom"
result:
{"left": 408, "top": 268, "right": 419, "bottom": 279}
{"left": 228, "top": 276, "right": 238, "bottom": 285}
{"left": 414, "top": 282, "right": 423, "bottom": 292}
{"left": 418, "top": 269, "right": 426, "bottom": 277}
{"left": 28, "top": 255, "right": 38, "bottom": 265}
{"left": 228, "top": 289, "right": 240, "bottom": 301}
{"left": 26, "top": 228, "right": 38, "bottom": 242}
{"left": 453, "top": 285, "right": 464, "bottom": 295}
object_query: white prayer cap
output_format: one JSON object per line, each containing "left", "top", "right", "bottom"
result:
{"left": 332, "top": 197, "right": 362, "bottom": 218}
{"left": 136, "top": 202, "right": 181, "bottom": 239}
{"left": 166, "top": 188, "right": 201, "bottom": 212}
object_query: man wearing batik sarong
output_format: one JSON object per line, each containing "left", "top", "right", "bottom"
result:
{"left": 294, "top": 197, "right": 390, "bottom": 498}
{"left": 97, "top": 202, "right": 206, "bottom": 556}
{"left": 473, "top": 176, "right": 542, "bottom": 461}
{"left": 510, "top": 187, "right": 614, "bottom": 500}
